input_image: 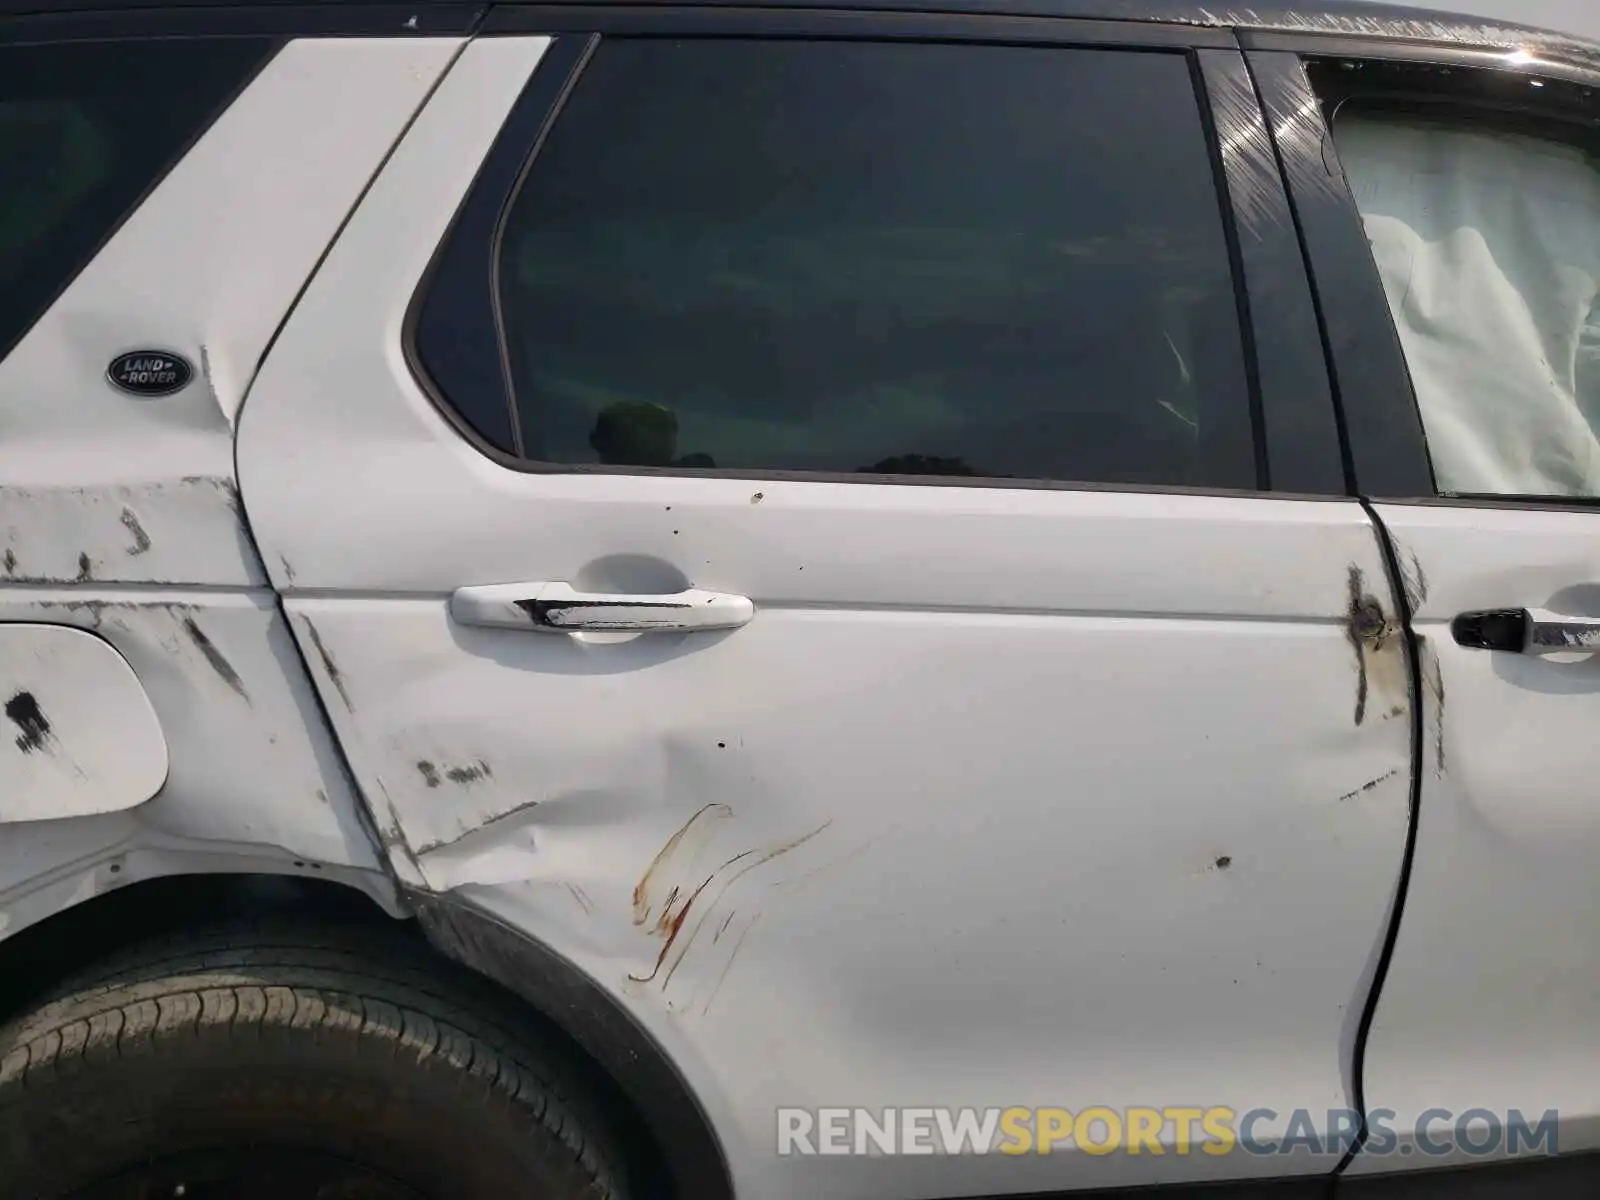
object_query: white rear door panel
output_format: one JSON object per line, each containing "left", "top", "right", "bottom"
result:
{"left": 238, "top": 36, "right": 1413, "bottom": 1199}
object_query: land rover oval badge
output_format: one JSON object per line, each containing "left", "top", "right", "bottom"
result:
{"left": 107, "top": 350, "right": 193, "bottom": 397}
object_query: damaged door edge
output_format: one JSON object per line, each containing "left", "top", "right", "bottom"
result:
{"left": 1332, "top": 498, "right": 1427, "bottom": 1176}
{"left": 219, "top": 27, "right": 491, "bottom": 899}
{"left": 408, "top": 890, "right": 736, "bottom": 1200}
{"left": 229, "top": 411, "right": 418, "bottom": 912}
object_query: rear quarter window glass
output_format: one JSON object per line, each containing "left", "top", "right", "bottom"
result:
{"left": 0, "top": 37, "right": 275, "bottom": 364}
{"left": 470, "top": 39, "right": 1258, "bottom": 489}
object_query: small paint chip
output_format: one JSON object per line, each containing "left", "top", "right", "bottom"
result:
{"left": 2, "top": 549, "right": 15, "bottom": 576}
{"left": 75, "top": 552, "right": 94, "bottom": 583}
{"left": 750, "top": 492, "right": 764, "bottom": 504}
{"left": 1213, "top": 855, "right": 1233, "bottom": 871}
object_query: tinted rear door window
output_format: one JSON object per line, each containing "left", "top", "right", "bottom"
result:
{"left": 489, "top": 39, "right": 1258, "bottom": 488}
{"left": 0, "top": 38, "right": 275, "bottom": 364}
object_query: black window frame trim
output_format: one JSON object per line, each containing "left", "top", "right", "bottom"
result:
{"left": 1196, "top": 46, "right": 1347, "bottom": 495}
{"left": 0, "top": 4, "right": 483, "bottom": 42}
{"left": 407, "top": 11, "right": 1352, "bottom": 498}
{"left": 1245, "top": 46, "right": 1436, "bottom": 501}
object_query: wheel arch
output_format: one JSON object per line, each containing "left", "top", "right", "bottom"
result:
{"left": 0, "top": 871, "right": 729, "bottom": 1200}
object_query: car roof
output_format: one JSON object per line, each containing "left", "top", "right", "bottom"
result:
{"left": 3, "top": 0, "right": 1598, "bottom": 73}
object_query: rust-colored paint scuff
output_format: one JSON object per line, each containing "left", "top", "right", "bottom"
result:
{"left": 702, "top": 914, "right": 760, "bottom": 1018}
{"left": 653, "top": 886, "right": 683, "bottom": 933}
{"left": 631, "top": 802, "right": 731, "bottom": 926}
{"left": 654, "top": 823, "right": 833, "bottom": 991}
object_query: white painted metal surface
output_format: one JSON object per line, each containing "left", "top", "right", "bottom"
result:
{"left": 0, "top": 39, "right": 465, "bottom": 941}
{"left": 1352, "top": 503, "right": 1600, "bottom": 1172}
{"left": 0, "top": 590, "right": 395, "bottom": 934}
{"left": 0, "top": 37, "right": 463, "bottom": 588}
{"left": 0, "top": 623, "right": 166, "bottom": 821}
{"left": 237, "top": 35, "right": 1413, "bottom": 1199}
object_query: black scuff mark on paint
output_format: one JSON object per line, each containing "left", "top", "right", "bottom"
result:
{"left": 2, "top": 549, "right": 15, "bottom": 576}
{"left": 5, "top": 691, "right": 53, "bottom": 754}
{"left": 1424, "top": 646, "right": 1447, "bottom": 776}
{"left": 418, "top": 760, "right": 441, "bottom": 788}
{"left": 1339, "top": 768, "right": 1402, "bottom": 803}
{"left": 119, "top": 508, "right": 151, "bottom": 556}
{"left": 75, "top": 552, "right": 94, "bottom": 583}
{"left": 216, "top": 477, "right": 245, "bottom": 521}
{"left": 181, "top": 617, "right": 250, "bottom": 703}
{"left": 412, "top": 797, "right": 543, "bottom": 856}
{"left": 302, "top": 620, "right": 353, "bottom": 712}
{"left": 444, "top": 761, "right": 492, "bottom": 785}
{"left": 1344, "top": 565, "right": 1393, "bottom": 728}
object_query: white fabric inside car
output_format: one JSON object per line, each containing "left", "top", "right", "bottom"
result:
{"left": 1335, "top": 111, "right": 1600, "bottom": 495}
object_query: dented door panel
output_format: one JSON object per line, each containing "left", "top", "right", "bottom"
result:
{"left": 0, "top": 623, "right": 167, "bottom": 821}
{"left": 1352, "top": 504, "right": 1600, "bottom": 1171}
{"left": 237, "top": 34, "right": 1415, "bottom": 1197}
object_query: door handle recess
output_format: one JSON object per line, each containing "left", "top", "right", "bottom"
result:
{"left": 1452, "top": 608, "right": 1600, "bottom": 654}
{"left": 451, "top": 582, "right": 754, "bottom": 633}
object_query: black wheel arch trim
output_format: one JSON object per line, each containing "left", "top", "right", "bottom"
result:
{"left": 409, "top": 889, "right": 736, "bottom": 1200}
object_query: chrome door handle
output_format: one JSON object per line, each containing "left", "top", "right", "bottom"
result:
{"left": 1452, "top": 608, "right": 1600, "bottom": 654}
{"left": 451, "top": 582, "right": 754, "bottom": 633}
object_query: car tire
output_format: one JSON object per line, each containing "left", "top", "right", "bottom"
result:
{"left": 0, "top": 919, "right": 628, "bottom": 1200}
